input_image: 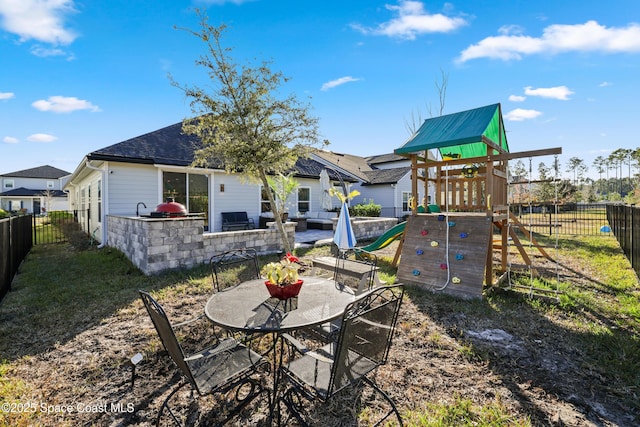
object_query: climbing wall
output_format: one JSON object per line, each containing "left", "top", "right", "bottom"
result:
{"left": 397, "top": 213, "right": 493, "bottom": 299}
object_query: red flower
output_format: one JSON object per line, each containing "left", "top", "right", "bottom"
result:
{"left": 285, "top": 252, "right": 300, "bottom": 263}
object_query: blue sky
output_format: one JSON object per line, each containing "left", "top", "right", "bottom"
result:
{"left": 1, "top": 0, "right": 639, "bottom": 180}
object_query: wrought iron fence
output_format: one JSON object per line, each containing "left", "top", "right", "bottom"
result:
{"left": 32, "top": 210, "right": 86, "bottom": 245}
{"left": 606, "top": 204, "right": 640, "bottom": 278}
{"left": 509, "top": 203, "right": 609, "bottom": 236}
{"left": 0, "top": 215, "right": 33, "bottom": 302}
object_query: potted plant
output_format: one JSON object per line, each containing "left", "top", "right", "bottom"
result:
{"left": 262, "top": 254, "right": 304, "bottom": 299}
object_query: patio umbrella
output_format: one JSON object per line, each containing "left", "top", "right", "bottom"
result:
{"left": 333, "top": 201, "right": 357, "bottom": 250}
{"left": 320, "top": 169, "right": 332, "bottom": 210}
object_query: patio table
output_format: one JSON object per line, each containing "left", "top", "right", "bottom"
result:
{"left": 204, "top": 276, "right": 356, "bottom": 424}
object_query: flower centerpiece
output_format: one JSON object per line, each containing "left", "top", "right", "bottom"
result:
{"left": 262, "top": 253, "right": 304, "bottom": 299}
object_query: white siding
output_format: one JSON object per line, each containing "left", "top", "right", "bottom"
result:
{"left": 108, "top": 163, "right": 159, "bottom": 216}
{"left": 210, "top": 173, "right": 261, "bottom": 232}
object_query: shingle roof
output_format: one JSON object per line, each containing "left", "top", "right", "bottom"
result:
{"left": 361, "top": 167, "right": 411, "bottom": 185}
{"left": 1, "top": 165, "right": 70, "bottom": 179}
{"left": 87, "top": 122, "right": 217, "bottom": 167}
{"left": 86, "top": 121, "right": 355, "bottom": 181}
{"left": 364, "top": 153, "right": 407, "bottom": 164}
{"left": 312, "top": 150, "right": 374, "bottom": 181}
{"left": 0, "top": 187, "right": 67, "bottom": 197}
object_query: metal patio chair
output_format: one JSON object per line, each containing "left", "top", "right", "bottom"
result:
{"left": 139, "top": 290, "right": 268, "bottom": 427}
{"left": 334, "top": 248, "right": 379, "bottom": 295}
{"left": 280, "top": 284, "right": 405, "bottom": 426}
{"left": 209, "top": 248, "right": 260, "bottom": 292}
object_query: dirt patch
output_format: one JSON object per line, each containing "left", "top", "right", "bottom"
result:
{"left": 1, "top": 242, "right": 637, "bottom": 426}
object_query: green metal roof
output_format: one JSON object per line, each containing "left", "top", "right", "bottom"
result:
{"left": 394, "top": 103, "right": 509, "bottom": 159}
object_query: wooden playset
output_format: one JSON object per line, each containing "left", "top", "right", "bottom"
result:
{"left": 393, "top": 103, "right": 561, "bottom": 299}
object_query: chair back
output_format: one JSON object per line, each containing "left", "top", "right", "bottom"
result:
{"left": 210, "top": 248, "right": 260, "bottom": 292}
{"left": 139, "top": 290, "right": 197, "bottom": 388}
{"left": 334, "top": 248, "right": 378, "bottom": 294}
{"left": 328, "top": 284, "right": 404, "bottom": 396}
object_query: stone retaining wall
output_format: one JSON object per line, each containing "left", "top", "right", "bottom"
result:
{"left": 107, "top": 215, "right": 295, "bottom": 275}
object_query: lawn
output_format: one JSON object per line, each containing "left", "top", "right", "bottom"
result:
{"left": 0, "top": 234, "right": 638, "bottom": 426}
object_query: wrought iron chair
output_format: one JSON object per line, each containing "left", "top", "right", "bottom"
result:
{"left": 210, "top": 248, "right": 260, "bottom": 292}
{"left": 334, "top": 248, "right": 379, "bottom": 295}
{"left": 139, "top": 290, "right": 267, "bottom": 426}
{"left": 281, "top": 284, "right": 405, "bottom": 426}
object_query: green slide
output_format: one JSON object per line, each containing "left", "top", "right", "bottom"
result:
{"left": 361, "top": 221, "right": 406, "bottom": 252}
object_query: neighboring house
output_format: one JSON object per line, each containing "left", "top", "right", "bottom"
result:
{"left": 0, "top": 165, "right": 70, "bottom": 214}
{"left": 311, "top": 150, "right": 434, "bottom": 218}
{"left": 64, "top": 121, "right": 357, "bottom": 244}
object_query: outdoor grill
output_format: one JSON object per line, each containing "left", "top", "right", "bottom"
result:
{"left": 150, "top": 198, "right": 187, "bottom": 218}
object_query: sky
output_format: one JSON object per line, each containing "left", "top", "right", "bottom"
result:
{"left": 1, "top": 0, "right": 639, "bottom": 180}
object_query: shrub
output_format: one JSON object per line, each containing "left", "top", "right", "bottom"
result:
{"left": 0, "top": 209, "right": 8, "bottom": 219}
{"left": 61, "top": 222, "right": 91, "bottom": 250}
{"left": 350, "top": 199, "right": 381, "bottom": 217}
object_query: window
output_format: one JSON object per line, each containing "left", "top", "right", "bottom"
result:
{"left": 3, "top": 179, "right": 14, "bottom": 189}
{"left": 297, "top": 187, "right": 310, "bottom": 213}
{"left": 162, "top": 171, "right": 209, "bottom": 216}
{"left": 402, "top": 192, "right": 411, "bottom": 211}
{"left": 97, "top": 179, "right": 102, "bottom": 223}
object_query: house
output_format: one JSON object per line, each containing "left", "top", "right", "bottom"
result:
{"left": 63, "top": 121, "right": 358, "bottom": 244}
{"left": 0, "top": 165, "right": 70, "bottom": 214}
{"left": 311, "top": 150, "right": 434, "bottom": 219}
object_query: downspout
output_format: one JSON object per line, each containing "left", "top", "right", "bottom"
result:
{"left": 84, "top": 160, "right": 107, "bottom": 248}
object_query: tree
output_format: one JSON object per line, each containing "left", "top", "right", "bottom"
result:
{"left": 171, "top": 10, "right": 327, "bottom": 254}
{"left": 404, "top": 68, "right": 448, "bottom": 135}
{"left": 566, "top": 157, "right": 587, "bottom": 187}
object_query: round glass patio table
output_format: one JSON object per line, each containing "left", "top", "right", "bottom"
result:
{"left": 204, "top": 276, "right": 356, "bottom": 333}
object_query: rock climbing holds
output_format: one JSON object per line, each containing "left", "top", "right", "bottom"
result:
{"left": 439, "top": 263, "right": 448, "bottom": 270}
{"left": 452, "top": 277, "right": 461, "bottom": 284}
{"left": 430, "top": 241, "right": 439, "bottom": 247}
{"left": 421, "top": 229, "right": 428, "bottom": 236}
{"left": 416, "top": 249, "right": 424, "bottom": 255}
{"left": 460, "top": 232, "right": 468, "bottom": 238}
{"left": 448, "top": 221, "right": 456, "bottom": 227}
{"left": 412, "top": 269, "right": 421, "bottom": 276}
{"left": 455, "top": 253, "right": 464, "bottom": 260}
{"left": 437, "top": 214, "right": 445, "bottom": 221}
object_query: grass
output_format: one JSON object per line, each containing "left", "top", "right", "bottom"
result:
{"left": 1, "top": 234, "right": 639, "bottom": 426}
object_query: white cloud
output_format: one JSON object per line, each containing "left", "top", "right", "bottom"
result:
{"left": 32, "top": 96, "right": 101, "bottom": 113}
{"left": 352, "top": 0, "right": 467, "bottom": 40}
{"left": 458, "top": 20, "right": 640, "bottom": 62}
{"left": 599, "top": 81, "right": 613, "bottom": 87}
{"left": 27, "top": 133, "right": 57, "bottom": 143}
{"left": 3, "top": 136, "right": 19, "bottom": 143}
{"left": 321, "top": 76, "right": 361, "bottom": 91}
{"left": 0, "top": 92, "right": 15, "bottom": 100}
{"left": 504, "top": 108, "right": 542, "bottom": 121}
{"left": 524, "top": 85, "right": 573, "bottom": 100}
{"left": 509, "top": 95, "right": 526, "bottom": 102}
{"left": 30, "top": 45, "right": 74, "bottom": 59}
{"left": 0, "top": 0, "right": 78, "bottom": 45}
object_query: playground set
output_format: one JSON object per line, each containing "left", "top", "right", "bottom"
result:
{"left": 364, "top": 104, "right": 562, "bottom": 299}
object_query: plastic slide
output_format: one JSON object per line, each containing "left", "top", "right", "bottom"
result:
{"left": 361, "top": 221, "right": 406, "bottom": 252}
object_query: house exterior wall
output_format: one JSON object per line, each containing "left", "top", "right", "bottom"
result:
{"left": 1, "top": 175, "right": 69, "bottom": 214}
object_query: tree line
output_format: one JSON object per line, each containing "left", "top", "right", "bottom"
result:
{"left": 509, "top": 148, "right": 640, "bottom": 205}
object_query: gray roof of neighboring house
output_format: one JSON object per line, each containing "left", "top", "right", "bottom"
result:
{"left": 0, "top": 187, "right": 67, "bottom": 197}
{"left": 1, "top": 165, "right": 70, "bottom": 179}
{"left": 364, "top": 153, "right": 407, "bottom": 165}
{"left": 312, "top": 150, "right": 374, "bottom": 181}
{"left": 361, "top": 167, "right": 411, "bottom": 185}
{"left": 86, "top": 121, "right": 355, "bottom": 182}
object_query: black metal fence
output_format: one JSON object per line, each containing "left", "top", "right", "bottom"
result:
{"left": 509, "top": 203, "right": 609, "bottom": 236}
{"left": 0, "top": 215, "right": 33, "bottom": 302}
{"left": 606, "top": 204, "right": 640, "bottom": 278}
{"left": 32, "top": 210, "right": 86, "bottom": 245}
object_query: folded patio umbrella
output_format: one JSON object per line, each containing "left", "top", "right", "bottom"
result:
{"left": 333, "top": 201, "right": 357, "bottom": 250}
